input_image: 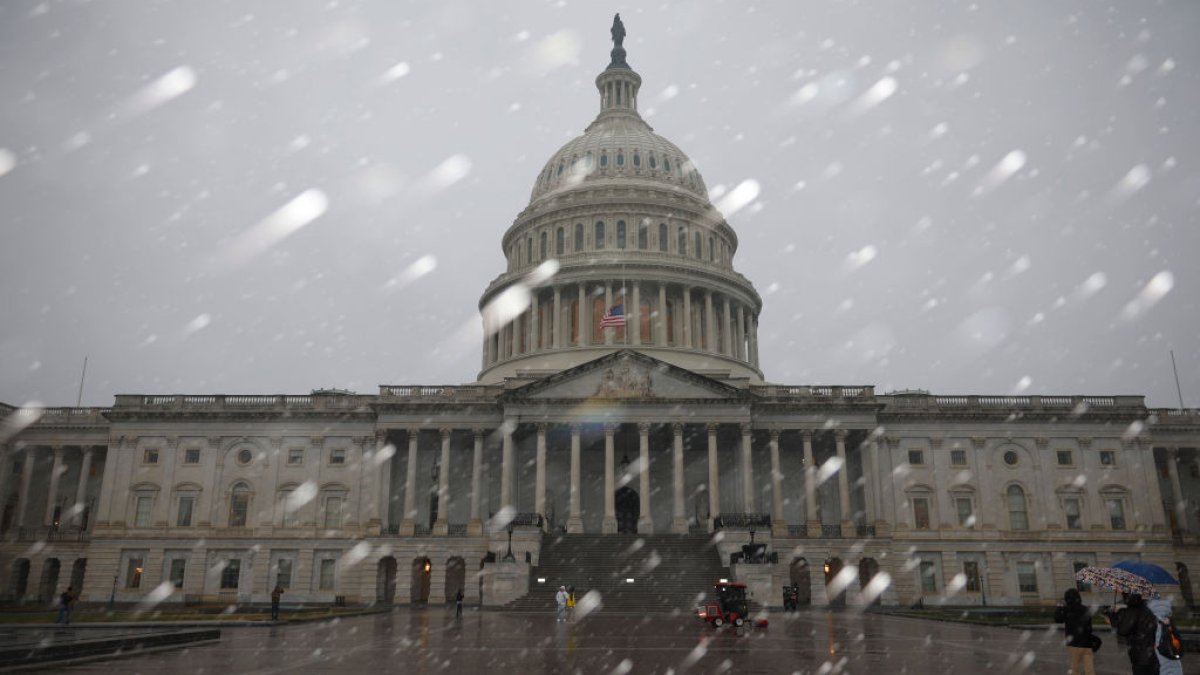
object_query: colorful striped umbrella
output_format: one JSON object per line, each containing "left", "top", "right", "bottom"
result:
{"left": 1075, "top": 566, "right": 1157, "bottom": 597}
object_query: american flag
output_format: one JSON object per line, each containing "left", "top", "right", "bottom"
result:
{"left": 599, "top": 304, "right": 626, "bottom": 328}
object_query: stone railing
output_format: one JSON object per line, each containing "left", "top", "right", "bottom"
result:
{"left": 112, "top": 394, "right": 372, "bottom": 411}
{"left": 714, "top": 513, "right": 771, "bottom": 530}
{"left": 1150, "top": 408, "right": 1200, "bottom": 425}
{"left": 378, "top": 385, "right": 501, "bottom": 402}
{"left": 883, "top": 394, "right": 1144, "bottom": 413}
{"left": 821, "top": 524, "right": 842, "bottom": 538}
{"left": 24, "top": 407, "right": 111, "bottom": 427}
{"left": 751, "top": 385, "right": 875, "bottom": 400}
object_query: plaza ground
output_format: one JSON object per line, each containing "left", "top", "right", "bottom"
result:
{"left": 44, "top": 606, "right": 1147, "bottom": 674}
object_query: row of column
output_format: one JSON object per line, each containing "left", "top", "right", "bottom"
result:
{"left": 484, "top": 281, "right": 759, "bottom": 368}
{"left": 0, "top": 445, "right": 96, "bottom": 532}
{"left": 1163, "top": 446, "right": 1194, "bottom": 533}
{"left": 388, "top": 424, "right": 860, "bottom": 536}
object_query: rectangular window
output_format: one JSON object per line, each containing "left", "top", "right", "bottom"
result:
{"left": 276, "top": 559, "right": 293, "bottom": 589}
{"left": 955, "top": 498, "right": 974, "bottom": 527}
{"left": 220, "top": 559, "right": 241, "bottom": 590}
{"left": 287, "top": 449, "right": 304, "bottom": 466}
{"left": 1074, "top": 561, "right": 1090, "bottom": 592}
{"left": 329, "top": 448, "right": 346, "bottom": 466}
{"left": 143, "top": 448, "right": 159, "bottom": 464}
{"left": 594, "top": 221, "right": 605, "bottom": 249}
{"left": 616, "top": 221, "right": 626, "bottom": 249}
{"left": 319, "top": 559, "right": 336, "bottom": 591}
{"left": 169, "top": 558, "right": 186, "bottom": 589}
{"left": 282, "top": 492, "right": 299, "bottom": 528}
{"left": 1017, "top": 561, "right": 1038, "bottom": 593}
{"left": 125, "top": 557, "right": 144, "bottom": 588}
{"left": 1099, "top": 450, "right": 1116, "bottom": 466}
{"left": 1107, "top": 498, "right": 1126, "bottom": 530}
{"left": 134, "top": 496, "right": 153, "bottom": 527}
{"left": 184, "top": 448, "right": 201, "bottom": 465}
{"left": 229, "top": 494, "right": 249, "bottom": 527}
{"left": 324, "top": 496, "right": 342, "bottom": 528}
{"left": 962, "top": 561, "right": 981, "bottom": 592}
{"left": 1064, "top": 498, "right": 1082, "bottom": 530}
{"left": 913, "top": 497, "right": 931, "bottom": 530}
{"left": 176, "top": 495, "right": 194, "bottom": 527}
{"left": 950, "top": 449, "right": 967, "bottom": 466}
{"left": 1056, "top": 450, "right": 1072, "bottom": 466}
{"left": 574, "top": 223, "right": 584, "bottom": 251}
{"left": 919, "top": 561, "right": 937, "bottom": 593}
{"left": 908, "top": 450, "right": 924, "bottom": 465}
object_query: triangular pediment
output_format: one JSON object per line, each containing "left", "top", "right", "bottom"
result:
{"left": 504, "top": 350, "right": 744, "bottom": 401}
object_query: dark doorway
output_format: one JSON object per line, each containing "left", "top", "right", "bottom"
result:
{"left": 429, "top": 494, "right": 439, "bottom": 531}
{"left": 824, "top": 557, "right": 846, "bottom": 607}
{"left": 445, "top": 557, "right": 466, "bottom": 604}
{"left": 411, "top": 557, "right": 431, "bottom": 604}
{"left": 790, "top": 557, "right": 812, "bottom": 606}
{"left": 377, "top": 556, "right": 397, "bottom": 604}
{"left": 38, "top": 559, "right": 60, "bottom": 604}
{"left": 615, "top": 487, "right": 639, "bottom": 534}
{"left": 70, "top": 559, "right": 87, "bottom": 597}
{"left": 859, "top": 558, "right": 881, "bottom": 606}
{"left": 1178, "top": 563, "right": 1194, "bottom": 608}
{"left": 10, "top": 559, "right": 30, "bottom": 601}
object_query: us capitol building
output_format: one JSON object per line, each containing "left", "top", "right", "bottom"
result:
{"left": 2, "top": 18, "right": 1198, "bottom": 612}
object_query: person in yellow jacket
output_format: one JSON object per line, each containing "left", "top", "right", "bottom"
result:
{"left": 566, "top": 585, "right": 576, "bottom": 618}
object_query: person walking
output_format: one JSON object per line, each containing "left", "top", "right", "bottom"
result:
{"left": 56, "top": 586, "right": 75, "bottom": 625}
{"left": 1147, "top": 596, "right": 1183, "bottom": 675}
{"left": 566, "top": 585, "right": 576, "bottom": 619}
{"left": 1054, "top": 588, "right": 1097, "bottom": 675}
{"left": 555, "top": 585, "right": 568, "bottom": 622}
{"left": 455, "top": 588, "right": 464, "bottom": 617}
{"left": 1112, "top": 593, "right": 1160, "bottom": 675}
{"left": 270, "top": 584, "right": 284, "bottom": 621}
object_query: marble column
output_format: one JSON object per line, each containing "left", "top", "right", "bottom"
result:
{"left": 373, "top": 430, "right": 390, "bottom": 531}
{"left": 361, "top": 433, "right": 383, "bottom": 533}
{"left": 704, "top": 291, "right": 715, "bottom": 352}
{"left": 682, "top": 288, "right": 693, "bottom": 348}
{"left": 735, "top": 304, "right": 746, "bottom": 360}
{"left": 577, "top": 285, "right": 587, "bottom": 346}
{"left": 657, "top": 283, "right": 668, "bottom": 345}
{"left": 568, "top": 424, "right": 583, "bottom": 533}
{"left": 196, "top": 436, "right": 219, "bottom": 527}
{"left": 1167, "top": 448, "right": 1187, "bottom": 532}
{"left": 862, "top": 439, "right": 878, "bottom": 530}
{"left": 535, "top": 423, "right": 547, "bottom": 529}
{"left": 154, "top": 438, "right": 179, "bottom": 527}
{"left": 552, "top": 286, "right": 562, "bottom": 349}
{"left": 631, "top": 283, "right": 641, "bottom": 345}
{"left": 15, "top": 446, "right": 34, "bottom": 530}
{"left": 602, "top": 424, "right": 617, "bottom": 533}
{"left": 835, "top": 430, "right": 853, "bottom": 533}
{"left": 750, "top": 315, "right": 760, "bottom": 367}
{"left": 769, "top": 430, "right": 786, "bottom": 536}
{"left": 803, "top": 431, "right": 820, "bottom": 537}
{"left": 740, "top": 424, "right": 754, "bottom": 513}
{"left": 468, "top": 429, "right": 484, "bottom": 535}
{"left": 672, "top": 423, "right": 687, "bottom": 533}
{"left": 43, "top": 446, "right": 64, "bottom": 527}
{"left": 530, "top": 293, "right": 540, "bottom": 352}
{"left": 604, "top": 283, "right": 614, "bottom": 346}
{"left": 707, "top": 423, "right": 720, "bottom": 531}
{"left": 400, "top": 429, "right": 419, "bottom": 535}
{"left": 0, "top": 446, "right": 12, "bottom": 533}
{"left": 723, "top": 297, "right": 733, "bottom": 357}
{"left": 500, "top": 422, "right": 515, "bottom": 515}
{"left": 637, "top": 423, "right": 652, "bottom": 533}
{"left": 434, "top": 428, "right": 451, "bottom": 535}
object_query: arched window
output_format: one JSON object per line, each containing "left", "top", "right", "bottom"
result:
{"left": 574, "top": 223, "right": 584, "bottom": 251}
{"left": 664, "top": 158, "right": 671, "bottom": 173}
{"left": 693, "top": 232, "right": 702, "bottom": 259}
{"left": 616, "top": 221, "right": 626, "bottom": 249}
{"left": 229, "top": 482, "right": 250, "bottom": 528}
{"left": 616, "top": 152, "right": 625, "bottom": 167}
{"left": 1007, "top": 485, "right": 1029, "bottom": 531}
{"left": 526, "top": 237, "right": 533, "bottom": 264}
{"left": 677, "top": 228, "right": 687, "bottom": 255}
{"left": 633, "top": 153, "right": 641, "bottom": 167}
{"left": 594, "top": 221, "right": 605, "bottom": 250}
{"left": 556, "top": 227, "right": 565, "bottom": 255}
{"left": 658, "top": 223, "right": 668, "bottom": 252}
{"left": 638, "top": 222, "right": 648, "bottom": 249}
{"left": 709, "top": 236, "right": 715, "bottom": 261}
{"left": 600, "top": 152, "right": 608, "bottom": 168}
{"left": 649, "top": 154, "right": 657, "bottom": 169}
{"left": 557, "top": 161, "right": 563, "bottom": 176}
{"left": 539, "top": 231, "right": 548, "bottom": 260}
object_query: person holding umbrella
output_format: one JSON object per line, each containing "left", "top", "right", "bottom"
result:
{"left": 1111, "top": 593, "right": 1160, "bottom": 675}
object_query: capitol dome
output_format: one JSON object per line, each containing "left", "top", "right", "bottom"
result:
{"left": 477, "top": 16, "right": 763, "bottom": 385}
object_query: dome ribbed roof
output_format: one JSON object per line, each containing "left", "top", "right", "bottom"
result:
{"left": 529, "top": 116, "right": 708, "bottom": 203}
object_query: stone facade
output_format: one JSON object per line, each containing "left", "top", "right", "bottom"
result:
{"left": 2, "top": 23, "right": 1199, "bottom": 610}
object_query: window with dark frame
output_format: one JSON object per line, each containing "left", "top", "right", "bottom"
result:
{"left": 1099, "top": 450, "right": 1116, "bottom": 466}
{"left": 1064, "top": 497, "right": 1082, "bottom": 530}
{"left": 962, "top": 561, "right": 981, "bottom": 592}
{"left": 184, "top": 448, "right": 200, "bottom": 464}
{"left": 908, "top": 450, "right": 924, "bottom": 465}
{"left": 919, "top": 561, "right": 937, "bottom": 593}
{"left": 913, "top": 497, "right": 931, "bottom": 529}
{"left": 143, "top": 448, "right": 159, "bottom": 464}
{"left": 169, "top": 558, "right": 186, "bottom": 588}
{"left": 220, "top": 559, "right": 241, "bottom": 590}
{"left": 1057, "top": 450, "right": 1072, "bottom": 466}
{"left": 1017, "top": 561, "right": 1038, "bottom": 593}
{"left": 950, "top": 449, "right": 967, "bottom": 466}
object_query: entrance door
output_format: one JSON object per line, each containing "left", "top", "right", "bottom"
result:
{"left": 411, "top": 558, "right": 431, "bottom": 604}
{"left": 615, "top": 487, "right": 639, "bottom": 534}
{"left": 825, "top": 557, "right": 846, "bottom": 607}
{"left": 377, "top": 557, "right": 397, "bottom": 604}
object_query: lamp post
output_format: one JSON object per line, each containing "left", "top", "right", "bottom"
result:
{"left": 503, "top": 521, "right": 515, "bottom": 562}
{"left": 108, "top": 572, "right": 118, "bottom": 609}
{"left": 748, "top": 525, "right": 756, "bottom": 545}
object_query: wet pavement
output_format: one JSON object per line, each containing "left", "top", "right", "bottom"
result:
{"left": 51, "top": 607, "right": 1137, "bottom": 674}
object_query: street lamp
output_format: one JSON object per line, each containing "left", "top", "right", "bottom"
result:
{"left": 748, "top": 525, "right": 756, "bottom": 545}
{"left": 503, "top": 521, "right": 515, "bottom": 562}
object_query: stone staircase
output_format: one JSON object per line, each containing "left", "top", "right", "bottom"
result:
{"left": 505, "top": 533, "right": 730, "bottom": 614}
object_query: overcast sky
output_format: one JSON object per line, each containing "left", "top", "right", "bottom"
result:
{"left": 0, "top": 1, "right": 1196, "bottom": 409}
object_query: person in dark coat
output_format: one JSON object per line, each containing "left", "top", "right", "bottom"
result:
{"left": 1113, "top": 593, "right": 1160, "bottom": 675}
{"left": 1054, "top": 588, "right": 1096, "bottom": 675}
